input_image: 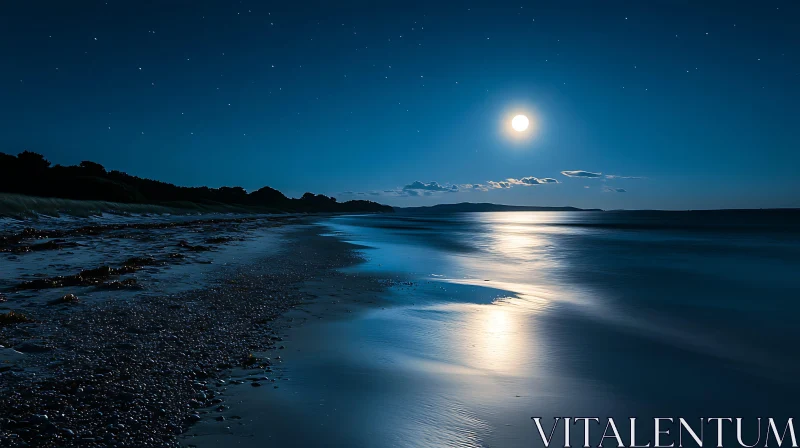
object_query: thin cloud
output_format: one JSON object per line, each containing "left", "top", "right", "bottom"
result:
{"left": 341, "top": 190, "right": 381, "bottom": 197}
{"left": 604, "top": 174, "right": 644, "bottom": 179}
{"left": 562, "top": 170, "right": 643, "bottom": 180}
{"left": 378, "top": 180, "right": 460, "bottom": 197}
{"left": 561, "top": 170, "right": 603, "bottom": 178}
{"left": 402, "top": 181, "right": 459, "bottom": 193}
{"left": 364, "top": 175, "right": 558, "bottom": 197}
{"left": 485, "top": 176, "right": 559, "bottom": 189}
{"left": 603, "top": 186, "right": 627, "bottom": 193}
{"left": 487, "top": 180, "right": 512, "bottom": 189}
{"left": 459, "top": 183, "right": 490, "bottom": 192}
{"left": 507, "top": 177, "right": 559, "bottom": 185}
{"left": 381, "top": 189, "right": 417, "bottom": 197}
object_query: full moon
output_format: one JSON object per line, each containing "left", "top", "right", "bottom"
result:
{"left": 511, "top": 114, "right": 529, "bottom": 132}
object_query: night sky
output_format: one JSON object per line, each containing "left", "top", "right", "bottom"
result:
{"left": 2, "top": 1, "right": 798, "bottom": 209}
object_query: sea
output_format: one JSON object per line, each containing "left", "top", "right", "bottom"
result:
{"left": 225, "top": 210, "right": 800, "bottom": 447}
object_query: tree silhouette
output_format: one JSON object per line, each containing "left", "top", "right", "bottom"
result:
{"left": 79, "top": 161, "right": 107, "bottom": 176}
{"left": 16, "top": 151, "right": 51, "bottom": 171}
{"left": 0, "top": 151, "right": 392, "bottom": 214}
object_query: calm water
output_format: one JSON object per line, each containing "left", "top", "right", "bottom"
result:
{"left": 215, "top": 211, "right": 800, "bottom": 447}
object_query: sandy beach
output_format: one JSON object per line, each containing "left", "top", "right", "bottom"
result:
{"left": 0, "top": 215, "right": 385, "bottom": 447}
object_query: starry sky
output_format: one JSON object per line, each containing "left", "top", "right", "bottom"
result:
{"left": 2, "top": 1, "right": 798, "bottom": 210}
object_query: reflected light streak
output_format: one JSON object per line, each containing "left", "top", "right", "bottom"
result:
{"left": 418, "top": 299, "right": 543, "bottom": 378}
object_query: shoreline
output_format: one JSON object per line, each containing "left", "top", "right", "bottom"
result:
{"left": 0, "top": 217, "right": 389, "bottom": 447}
{"left": 6, "top": 211, "right": 796, "bottom": 447}
{"left": 180, "top": 270, "right": 399, "bottom": 447}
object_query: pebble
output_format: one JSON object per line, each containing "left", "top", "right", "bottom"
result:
{"left": 0, "top": 217, "right": 374, "bottom": 447}
{"left": 186, "top": 414, "right": 201, "bottom": 423}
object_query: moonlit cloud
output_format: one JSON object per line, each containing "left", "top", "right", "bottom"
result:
{"left": 360, "top": 176, "right": 558, "bottom": 197}
{"left": 604, "top": 174, "right": 644, "bottom": 179}
{"left": 561, "top": 170, "right": 643, "bottom": 180}
{"left": 378, "top": 181, "right": 460, "bottom": 197}
{"left": 459, "top": 183, "right": 489, "bottom": 192}
{"left": 487, "top": 180, "right": 512, "bottom": 189}
{"left": 507, "top": 177, "right": 559, "bottom": 185}
{"left": 561, "top": 170, "right": 603, "bottom": 178}
{"left": 341, "top": 190, "right": 381, "bottom": 197}
{"left": 379, "top": 189, "right": 417, "bottom": 197}
{"left": 402, "top": 181, "right": 459, "bottom": 193}
{"left": 486, "top": 177, "right": 559, "bottom": 188}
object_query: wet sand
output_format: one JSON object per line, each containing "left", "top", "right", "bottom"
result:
{"left": 0, "top": 216, "right": 383, "bottom": 447}
{"left": 181, "top": 272, "right": 398, "bottom": 447}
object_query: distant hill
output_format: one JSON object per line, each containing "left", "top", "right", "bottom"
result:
{"left": 395, "top": 202, "right": 601, "bottom": 214}
{"left": 0, "top": 151, "right": 393, "bottom": 214}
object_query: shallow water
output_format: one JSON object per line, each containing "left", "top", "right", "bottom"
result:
{"left": 211, "top": 210, "right": 800, "bottom": 447}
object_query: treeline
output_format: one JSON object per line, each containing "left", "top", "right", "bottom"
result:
{"left": 0, "top": 151, "right": 392, "bottom": 213}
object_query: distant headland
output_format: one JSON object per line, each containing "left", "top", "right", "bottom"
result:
{"left": 394, "top": 202, "right": 602, "bottom": 213}
{"left": 0, "top": 151, "right": 393, "bottom": 214}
